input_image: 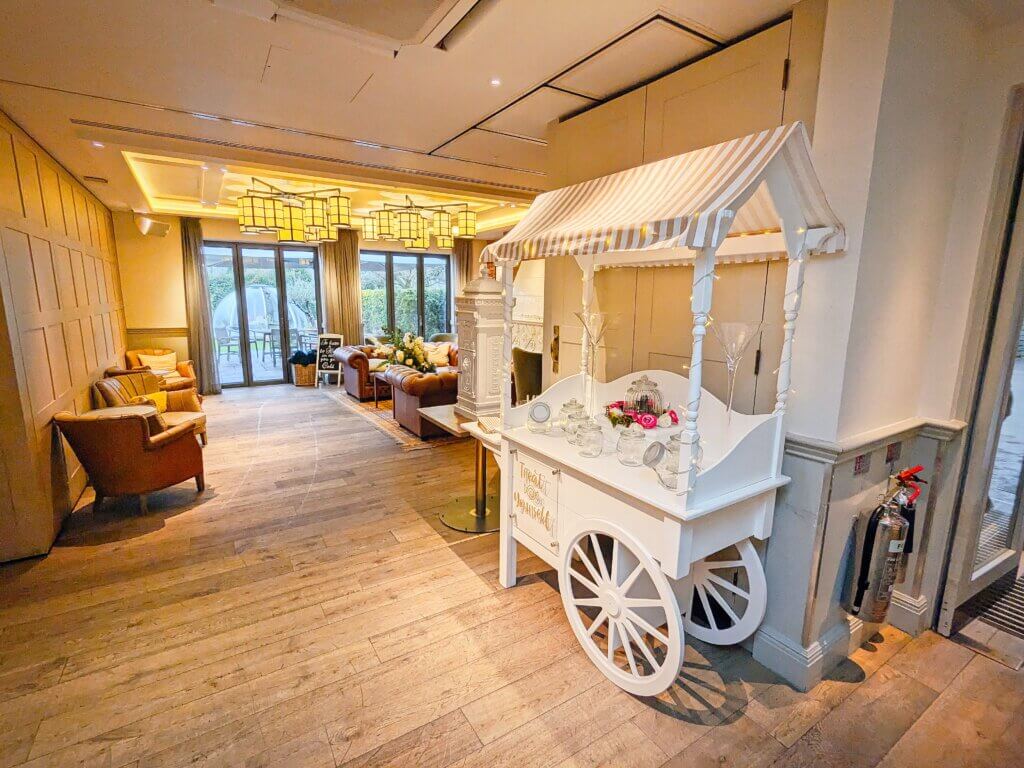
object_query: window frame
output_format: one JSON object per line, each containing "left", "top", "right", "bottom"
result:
{"left": 359, "top": 250, "right": 452, "bottom": 338}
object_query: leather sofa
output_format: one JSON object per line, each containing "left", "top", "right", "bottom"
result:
{"left": 94, "top": 371, "right": 208, "bottom": 445}
{"left": 335, "top": 345, "right": 393, "bottom": 401}
{"left": 124, "top": 348, "right": 197, "bottom": 391}
{"left": 385, "top": 365, "right": 459, "bottom": 438}
{"left": 55, "top": 409, "right": 205, "bottom": 514}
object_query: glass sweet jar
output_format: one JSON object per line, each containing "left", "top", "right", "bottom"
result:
{"left": 565, "top": 411, "right": 590, "bottom": 445}
{"left": 556, "top": 398, "right": 586, "bottom": 436}
{"left": 616, "top": 427, "right": 647, "bottom": 466}
{"left": 645, "top": 433, "right": 685, "bottom": 490}
{"left": 527, "top": 401, "right": 552, "bottom": 433}
{"left": 577, "top": 420, "right": 605, "bottom": 458}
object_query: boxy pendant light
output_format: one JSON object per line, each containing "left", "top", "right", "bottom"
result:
{"left": 277, "top": 205, "right": 307, "bottom": 244}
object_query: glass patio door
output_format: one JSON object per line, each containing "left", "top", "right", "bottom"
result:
{"left": 938, "top": 127, "right": 1024, "bottom": 634}
{"left": 203, "top": 242, "right": 320, "bottom": 387}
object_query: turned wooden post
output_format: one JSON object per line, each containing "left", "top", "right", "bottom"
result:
{"left": 774, "top": 253, "right": 808, "bottom": 415}
{"left": 500, "top": 261, "right": 515, "bottom": 426}
{"left": 679, "top": 247, "right": 717, "bottom": 493}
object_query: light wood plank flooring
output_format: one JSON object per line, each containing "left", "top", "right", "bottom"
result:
{"left": 1, "top": 385, "right": 1022, "bottom": 767}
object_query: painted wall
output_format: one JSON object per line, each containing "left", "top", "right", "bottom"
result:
{"left": 0, "top": 107, "right": 125, "bottom": 560}
{"left": 113, "top": 212, "right": 186, "bottom": 329}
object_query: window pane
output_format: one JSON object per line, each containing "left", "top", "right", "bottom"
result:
{"left": 423, "top": 255, "right": 449, "bottom": 338}
{"left": 360, "top": 252, "right": 388, "bottom": 339}
{"left": 203, "top": 244, "right": 244, "bottom": 385}
{"left": 282, "top": 248, "right": 319, "bottom": 351}
{"left": 392, "top": 254, "right": 420, "bottom": 336}
{"left": 241, "top": 247, "right": 284, "bottom": 382}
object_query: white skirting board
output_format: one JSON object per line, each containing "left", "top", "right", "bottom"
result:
{"left": 752, "top": 615, "right": 868, "bottom": 692}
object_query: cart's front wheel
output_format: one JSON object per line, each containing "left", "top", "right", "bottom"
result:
{"left": 559, "top": 522, "right": 684, "bottom": 697}
{"left": 683, "top": 538, "right": 767, "bottom": 646}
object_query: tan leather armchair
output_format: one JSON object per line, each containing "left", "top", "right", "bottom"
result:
{"left": 384, "top": 365, "right": 459, "bottom": 438}
{"left": 95, "top": 371, "right": 208, "bottom": 445}
{"left": 55, "top": 410, "right": 205, "bottom": 513}
{"left": 125, "top": 348, "right": 197, "bottom": 391}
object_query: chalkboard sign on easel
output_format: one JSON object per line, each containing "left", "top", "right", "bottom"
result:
{"left": 315, "top": 334, "right": 343, "bottom": 387}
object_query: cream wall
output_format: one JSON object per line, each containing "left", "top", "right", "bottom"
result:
{"left": 113, "top": 212, "right": 186, "bottom": 328}
{"left": 0, "top": 107, "right": 124, "bottom": 560}
{"left": 920, "top": 18, "right": 1024, "bottom": 421}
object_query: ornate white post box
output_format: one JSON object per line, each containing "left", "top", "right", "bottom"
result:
{"left": 454, "top": 272, "right": 506, "bottom": 420}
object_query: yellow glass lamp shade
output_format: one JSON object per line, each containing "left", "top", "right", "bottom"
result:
{"left": 435, "top": 234, "right": 453, "bottom": 249}
{"left": 374, "top": 209, "right": 395, "bottom": 239}
{"left": 277, "top": 205, "right": 307, "bottom": 244}
{"left": 360, "top": 215, "right": 378, "bottom": 240}
{"left": 303, "top": 197, "right": 331, "bottom": 241}
{"left": 432, "top": 210, "right": 453, "bottom": 239}
{"left": 238, "top": 194, "right": 285, "bottom": 231}
{"left": 394, "top": 210, "right": 423, "bottom": 244}
{"left": 454, "top": 209, "right": 477, "bottom": 239}
{"left": 407, "top": 229, "right": 430, "bottom": 251}
{"left": 328, "top": 195, "right": 352, "bottom": 229}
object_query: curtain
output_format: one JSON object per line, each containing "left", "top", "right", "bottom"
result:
{"left": 181, "top": 217, "right": 220, "bottom": 395}
{"left": 320, "top": 228, "right": 363, "bottom": 346}
{"left": 452, "top": 237, "right": 474, "bottom": 295}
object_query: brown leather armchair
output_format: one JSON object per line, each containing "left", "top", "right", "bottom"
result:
{"left": 55, "top": 410, "right": 205, "bottom": 513}
{"left": 385, "top": 365, "right": 459, "bottom": 438}
{"left": 95, "top": 371, "right": 208, "bottom": 445}
{"left": 125, "top": 348, "right": 197, "bottom": 391}
{"left": 335, "top": 345, "right": 392, "bottom": 401}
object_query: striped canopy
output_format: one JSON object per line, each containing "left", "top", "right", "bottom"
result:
{"left": 482, "top": 122, "right": 844, "bottom": 264}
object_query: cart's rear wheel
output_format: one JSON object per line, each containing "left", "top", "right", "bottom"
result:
{"left": 559, "top": 522, "right": 684, "bottom": 696}
{"left": 683, "top": 538, "right": 766, "bottom": 646}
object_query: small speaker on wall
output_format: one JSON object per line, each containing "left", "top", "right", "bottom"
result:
{"left": 134, "top": 214, "right": 171, "bottom": 238}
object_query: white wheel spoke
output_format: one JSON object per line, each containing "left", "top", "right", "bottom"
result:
{"left": 704, "top": 581, "right": 741, "bottom": 625}
{"left": 623, "top": 619, "right": 660, "bottom": 670}
{"left": 573, "top": 597, "right": 603, "bottom": 608}
{"left": 590, "top": 534, "right": 611, "bottom": 582}
{"left": 569, "top": 567, "right": 600, "bottom": 596}
{"left": 624, "top": 597, "right": 666, "bottom": 610}
{"left": 618, "top": 621, "right": 639, "bottom": 677}
{"left": 696, "top": 583, "right": 717, "bottom": 631}
{"left": 573, "top": 543, "right": 604, "bottom": 588}
{"left": 611, "top": 539, "right": 620, "bottom": 584}
{"left": 625, "top": 609, "right": 670, "bottom": 646}
{"left": 607, "top": 621, "right": 618, "bottom": 661}
{"left": 619, "top": 563, "right": 644, "bottom": 594}
{"left": 586, "top": 609, "right": 608, "bottom": 637}
{"left": 704, "top": 559, "right": 745, "bottom": 570}
{"left": 705, "top": 572, "right": 750, "bottom": 600}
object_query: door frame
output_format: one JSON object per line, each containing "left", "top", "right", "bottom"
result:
{"left": 937, "top": 87, "right": 1024, "bottom": 634}
{"left": 203, "top": 240, "right": 320, "bottom": 388}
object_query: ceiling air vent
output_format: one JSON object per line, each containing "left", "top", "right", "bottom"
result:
{"left": 83, "top": 176, "right": 108, "bottom": 184}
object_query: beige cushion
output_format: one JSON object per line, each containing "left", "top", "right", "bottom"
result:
{"left": 162, "top": 410, "right": 207, "bottom": 432}
{"left": 425, "top": 342, "right": 451, "bottom": 367}
{"left": 137, "top": 351, "right": 177, "bottom": 370}
{"left": 367, "top": 358, "right": 388, "bottom": 371}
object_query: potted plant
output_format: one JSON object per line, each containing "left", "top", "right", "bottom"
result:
{"left": 288, "top": 350, "right": 317, "bottom": 387}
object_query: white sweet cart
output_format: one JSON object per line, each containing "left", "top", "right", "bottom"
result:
{"left": 480, "top": 123, "right": 845, "bottom": 696}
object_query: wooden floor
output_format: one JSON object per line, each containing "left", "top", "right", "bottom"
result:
{"left": 1, "top": 385, "right": 1022, "bottom": 768}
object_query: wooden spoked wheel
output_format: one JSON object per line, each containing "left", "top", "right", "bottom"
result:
{"left": 682, "top": 538, "right": 767, "bottom": 646}
{"left": 559, "top": 522, "right": 684, "bottom": 696}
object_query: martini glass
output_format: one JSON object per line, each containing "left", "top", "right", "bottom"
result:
{"left": 709, "top": 318, "right": 762, "bottom": 423}
{"left": 574, "top": 311, "right": 614, "bottom": 417}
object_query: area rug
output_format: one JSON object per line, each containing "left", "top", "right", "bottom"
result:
{"left": 322, "top": 387, "right": 463, "bottom": 451}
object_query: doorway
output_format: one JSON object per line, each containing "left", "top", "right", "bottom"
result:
{"left": 202, "top": 241, "right": 321, "bottom": 387}
{"left": 939, "top": 97, "right": 1024, "bottom": 636}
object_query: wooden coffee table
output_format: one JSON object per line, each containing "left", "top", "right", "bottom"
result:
{"left": 371, "top": 370, "right": 391, "bottom": 409}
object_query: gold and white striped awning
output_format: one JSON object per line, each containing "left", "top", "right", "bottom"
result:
{"left": 482, "top": 122, "right": 844, "bottom": 264}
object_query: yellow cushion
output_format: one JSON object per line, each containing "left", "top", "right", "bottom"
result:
{"left": 129, "top": 390, "right": 168, "bottom": 413}
{"left": 425, "top": 342, "right": 451, "bottom": 367}
{"left": 137, "top": 351, "right": 177, "bottom": 371}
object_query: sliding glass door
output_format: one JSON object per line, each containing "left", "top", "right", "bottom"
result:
{"left": 202, "top": 241, "right": 320, "bottom": 387}
{"left": 359, "top": 250, "right": 451, "bottom": 340}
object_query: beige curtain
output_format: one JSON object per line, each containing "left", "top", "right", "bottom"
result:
{"left": 320, "top": 229, "right": 363, "bottom": 346}
{"left": 452, "top": 237, "right": 474, "bottom": 296}
{"left": 181, "top": 217, "right": 220, "bottom": 395}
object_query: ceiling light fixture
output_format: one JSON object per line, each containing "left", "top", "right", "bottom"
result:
{"left": 236, "top": 177, "right": 353, "bottom": 243}
{"left": 490, "top": 77, "right": 501, "bottom": 86}
{"left": 91, "top": 141, "right": 105, "bottom": 148}
{"left": 364, "top": 195, "right": 475, "bottom": 249}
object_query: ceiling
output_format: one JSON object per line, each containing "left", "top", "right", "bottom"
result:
{"left": 0, "top": 0, "right": 797, "bottom": 215}
{"left": 123, "top": 150, "right": 528, "bottom": 235}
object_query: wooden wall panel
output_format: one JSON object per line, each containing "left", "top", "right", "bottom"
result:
{"left": 0, "top": 108, "right": 124, "bottom": 561}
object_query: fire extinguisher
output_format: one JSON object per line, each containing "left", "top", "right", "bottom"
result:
{"left": 894, "top": 465, "right": 926, "bottom": 584}
{"left": 849, "top": 465, "right": 924, "bottom": 623}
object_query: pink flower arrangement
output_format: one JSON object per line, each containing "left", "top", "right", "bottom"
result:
{"left": 637, "top": 413, "right": 658, "bottom": 429}
{"left": 669, "top": 409, "right": 679, "bottom": 424}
